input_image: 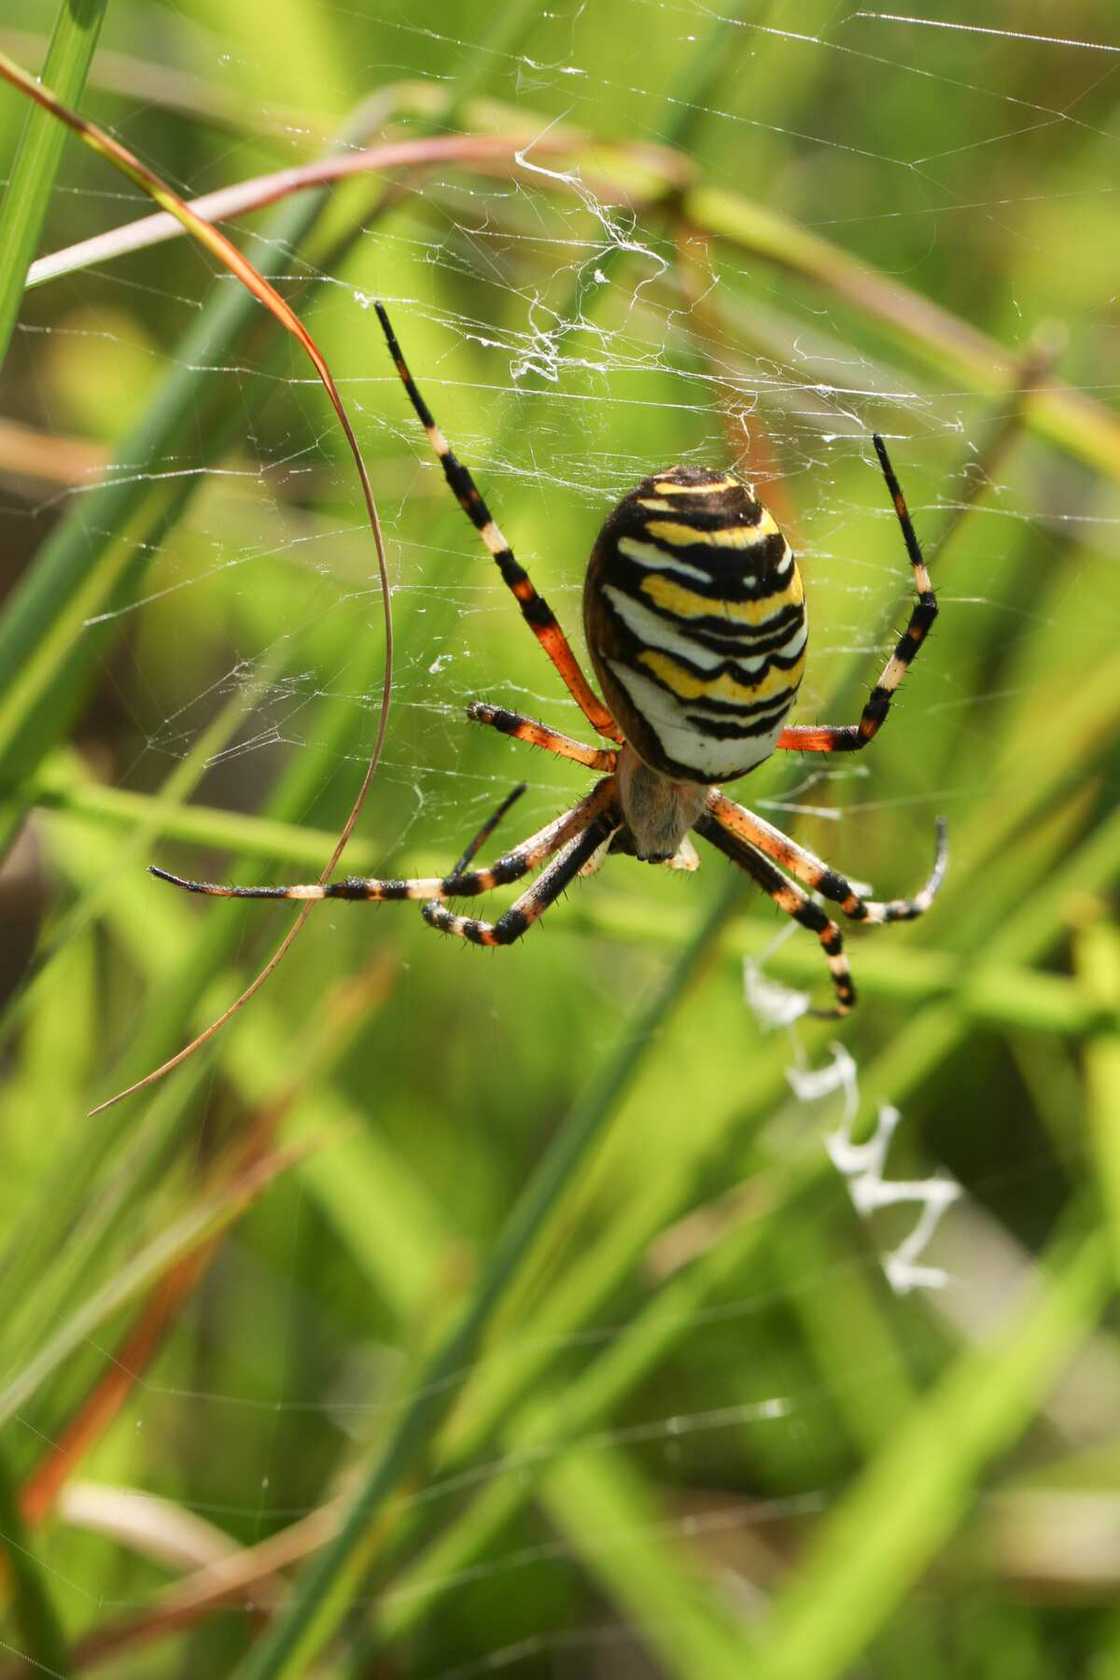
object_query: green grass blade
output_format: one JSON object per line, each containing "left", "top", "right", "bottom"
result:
{"left": 234, "top": 871, "right": 748, "bottom": 1680}
{"left": 0, "top": 1, "right": 105, "bottom": 367}
{"left": 0, "top": 1152, "right": 295, "bottom": 1431}
{"left": 373, "top": 1144, "right": 813, "bottom": 1647}
{"left": 690, "top": 183, "right": 1120, "bottom": 480}
{"left": 24, "top": 767, "right": 1105, "bottom": 1036}
{"left": 1079, "top": 922, "right": 1120, "bottom": 1286}
{"left": 749, "top": 1220, "right": 1111, "bottom": 1680}
{"left": 545, "top": 1446, "right": 750, "bottom": 1680}
{"left": 0, "top": 101, "right": 376, "bottom": 814}
{"left": 366, "top": 805, "right": 1120, "bottom": 1650}
{"left": 0, "top": 1443, "right": 71, "bottom": 1675}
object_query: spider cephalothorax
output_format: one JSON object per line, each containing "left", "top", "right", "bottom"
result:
{"left": 152, "top": 305, "right": 946, "bottom": 1016}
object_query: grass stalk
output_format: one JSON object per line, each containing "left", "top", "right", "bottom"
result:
{"left": 369, "top": 1144, "right": 812, "bottom": 1647}
{"left": 749, "top": 1217, "right": 1111, "bottom": 1679}
{"left": 0, "top": 1445, "right": 71, "bottom": 1676}
{"left": 1078, "top": 921, "right": 1120, "bottom": 1287}
{"left": 233, "top": 870, "right": 747, "bottom": 1679}
{"left": 0, "top": 1150, "right": 297, "bottom": 1433}
{"left": 0, "top": 95, "right": 385, "bottom": 826}
{"left": 0, "top": 0, "right": 105, "bottom": 366}
{"left": 689, "top": 184, "right": 1120, "bottom": 481}
{"left": 25, "top": 772, "right": 1103, "bottom": 1036}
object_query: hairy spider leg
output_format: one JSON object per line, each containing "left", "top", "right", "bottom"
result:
{"left": 466, "top": 702, "right": 617, "bottom": 770}
{"left": 375, "top": 303, "right": 620, "bottom": 740}
{"left": 448, "top": 781, "right": 528, "bottom": 877}
{"left": 707, "top": 793, "right": 948, "bottom": 924}
{"left": 694, "top": 812, "right": 855, "bottom": 1015}
{"left": 778, "top": 434, "right": 938, "bottom": 754}
{"left": 150, "top": 782, "right": 616, "bottom": 904}
{"left": 424, "top": 803, "right": 622, "bottom": 946}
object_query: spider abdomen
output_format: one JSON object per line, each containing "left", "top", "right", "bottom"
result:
{"left": 583, "top": 466, "right": 806, "bottom": 783}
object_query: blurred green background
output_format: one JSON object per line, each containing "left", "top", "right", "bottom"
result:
{"left": 1, "top": 1, "right": 1119, "bottom": 1675}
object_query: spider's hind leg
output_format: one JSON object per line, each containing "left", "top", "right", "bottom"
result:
{"left": 707, "top": 793, "right": 947, "bottom": 925}
{"left": 695, "top": 812, "right": 855, "bottom": 1015}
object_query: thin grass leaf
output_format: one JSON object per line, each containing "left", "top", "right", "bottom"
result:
{"left": 43, "top": 810, "right": 444, "bottom": 1321}
{"left": 233, "top": 871, "right": 748, "bottom": 1680}
{"left": 19, "top": 1251, "right": 212, "bottom": 1529}
{"left": 1078, "top": 922, "right": 1120, "bottom": 1287}
{"left": 373, "top": 1146, "right": 812, "bottom": 1647}
{"left": 689, "top": 183, "right": 1120, "bottom": 480}
{"left": 29, "top": 766, "right": 381, "bottom": 874}
{"left": 0, "top": 1146, "right": 302, "bottom": 1433}
{"left": 0, "top": 50, "right": 392, "bottom": 1109}
{"left": 0, "top": 0, "right": 105, "bottom": 366}
{"left": 0, "top": 89, "right": 385, "bottom": 813}
{"left": 0, "top": 1445, "right": 70, "bottom": 1676}
{"left": 748, "top": 1219, "right": 1111, "bottom": 1680}
{"left": 545, "top": 1446, "right": 750, "bottom": 1680}
{"left": 25, "top": 132, "right": 581, "bottom": 288}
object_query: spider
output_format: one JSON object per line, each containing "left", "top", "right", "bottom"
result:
{"left": 153, "top": 303, "right": 947, "bottom": 1015}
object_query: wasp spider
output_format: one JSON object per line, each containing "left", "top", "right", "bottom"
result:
{"left": 153, "top": 304, "right": 947, "bottom": 1014}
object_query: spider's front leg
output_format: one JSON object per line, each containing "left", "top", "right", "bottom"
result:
{"left": 779, "top": 435, "right": 938, "bottom": 755}
{"left": 375, "top": 304, "right": 619, "bottom": 741}
{"left": 151, "top": 783, "right": 614, "bottom": 907}
{"left": 425, "top": 800, "right": 621, "bottom": 946}
{"left": 466, "top": 702, "right": 617, "bottom": 771}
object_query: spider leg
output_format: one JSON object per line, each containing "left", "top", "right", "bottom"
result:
{"left": 375, "top": 304, "right": 620, "bottom": 742}
{"left": 778, "top": 434, "right": 938, "bottom": 754}
{"left": 447, "top": 781, "right": 528, "bottom": 877}
{"left": 693, "top": 811, "right": 855, "bottom": 1015}
{"left": 466, "top": 702, "right": 617, "bottom": 770}
{"left": 150, "top": 781, "right": 616, "bottom": 904}
{"left": 707, "top": 793, "right": 947, "bottom": 924}
{"left": 424, "top": 801, "right": 623, "bottom": 946}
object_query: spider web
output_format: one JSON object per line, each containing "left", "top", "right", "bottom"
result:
{"left": 5, "top": 2, "right": 1120, "bottom": 1675}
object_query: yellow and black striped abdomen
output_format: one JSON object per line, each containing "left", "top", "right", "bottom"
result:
{"left": 583, "top": 467, "right": 806, "bottom": 783}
